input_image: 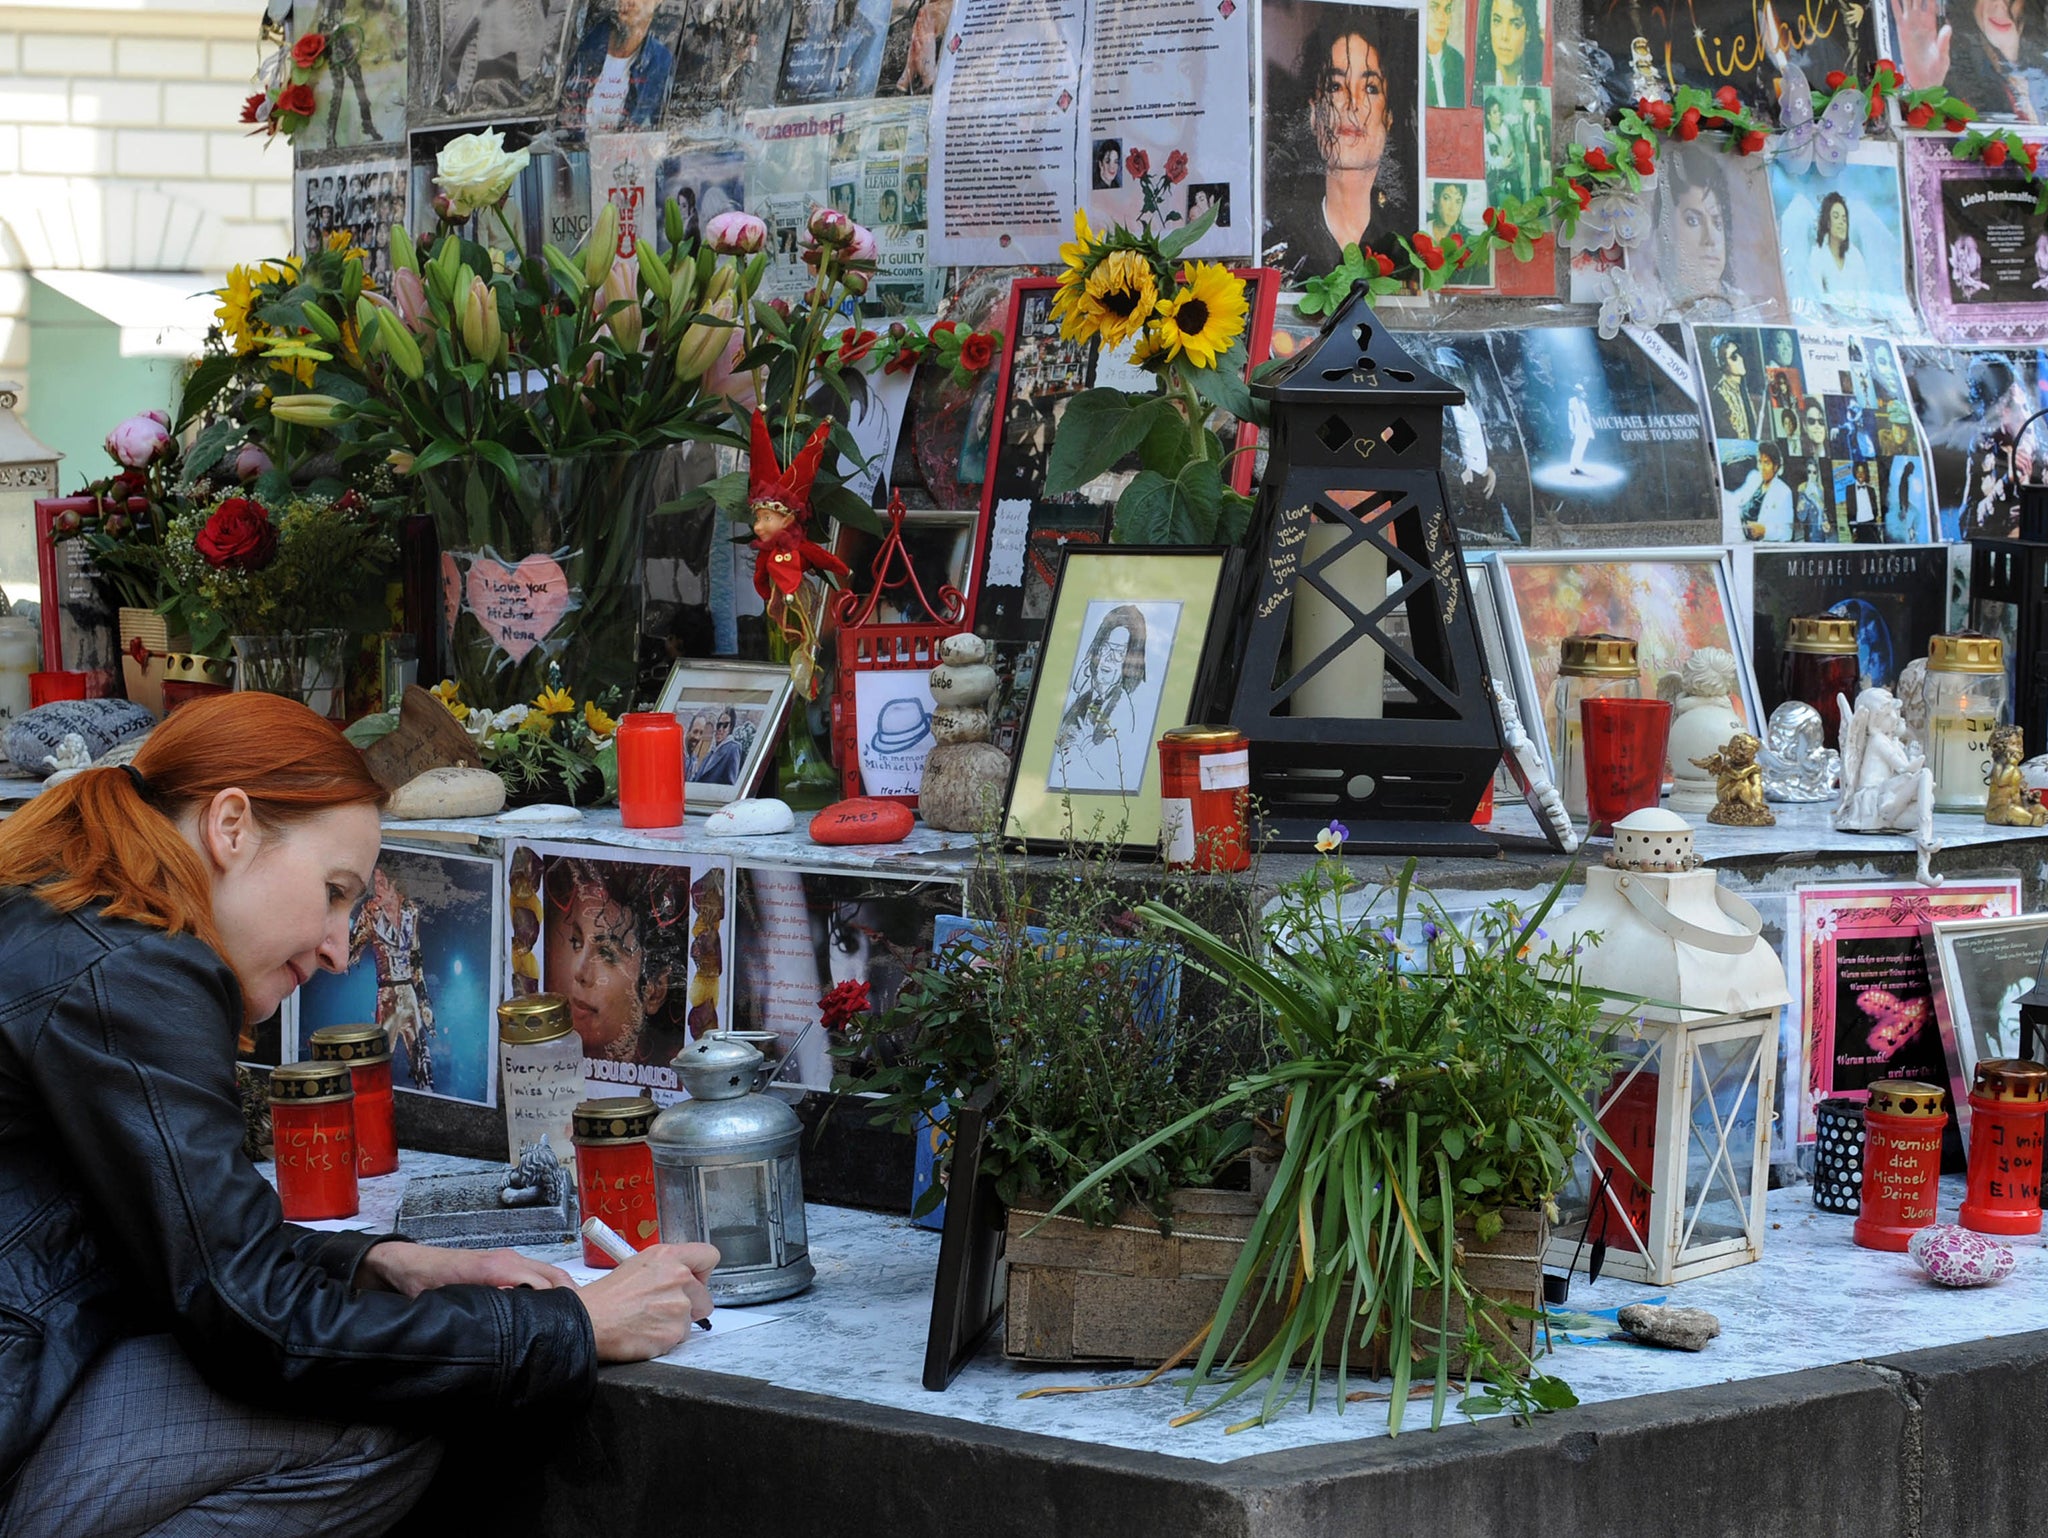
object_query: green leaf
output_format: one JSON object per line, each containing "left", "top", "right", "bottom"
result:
{"left": 344, "top": 709, "right": 400, "bottom": 748}
{"left": 1158, "top": 200, "right": 1220, "bottom": 261}
{"left": 474, "top": 439, "right": 522, "bottom": 485}
{"left": 1045, "top": 389, "right": 1178, "bottom": 495}
{"left": 1185, "top": 340, "right": 1254, "bottom": 421}
{"left": 813, "top": 479, "right": 883, "bottom": 535}
{"left": 176, "top": 354, "right": 241, "bottom": 430}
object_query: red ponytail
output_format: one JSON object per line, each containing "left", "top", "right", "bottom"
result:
{"left": 0, "top": 693, "right": 387, "bottom": 953}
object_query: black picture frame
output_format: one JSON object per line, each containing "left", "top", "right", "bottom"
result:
{"left": 921, "top": 1081, "right": 1005, "bottom": 1391}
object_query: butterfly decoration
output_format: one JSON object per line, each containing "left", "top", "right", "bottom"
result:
{"left": 1857, "top": 986, "right": 1933, "bottom": 1058}
{"left": 1596, "top": 266, "right": 1656, "bottom": 339}
{"left": 1776, "top": 67, "right": 1864, "bottom": 178}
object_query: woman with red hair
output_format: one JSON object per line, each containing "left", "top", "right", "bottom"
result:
{"left": 0, "top": 693, "right": 716, "bottom": 1537}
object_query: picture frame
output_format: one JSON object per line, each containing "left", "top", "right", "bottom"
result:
{"left": 832, "top": 508, "right": 980, "bottom": 628}
{"left": 1493, "top": 547, "right": 1761, "bottom": 777}
{"left": 1466, "top": 552, "right": 1546, "bottom": 783}
{"left": 653, "top": 659, "right": 796, "bottom": 807}
{"left": 33, "top": 497, "right": 119, "bottom": 696}
{"left": 1904, "top": 134, "right": 2048, "bottom": 346}
{"left": 921, "top": 1080, "right": 1006, "bottom": 1392}
{"left": 1003, "top": 546, "right": 1230, "bottom": 852}
{"left": 1924, "top": 912, "right": 2048, "bottom": 1143}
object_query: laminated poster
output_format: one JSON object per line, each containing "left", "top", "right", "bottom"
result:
{"left": 928, "top": 0, "right": 1254, "bottom": 265}
{"left": 1899, "top": 343, "right": 2048, "bottom": 540}
{"left": 1905, "top": 134, "right": 2048, "bottom": 345}
{"left": 1768, "top": 141, "right": 1916, "bottom": 334}
{"left": 290, "top": 0, "right": 411, "bottom": 159}
{"left": 295, "top": 157, "right": 407, "bottom": 289}
{"left": 1741, "top": 543, "right": 1954, "bottom": 706}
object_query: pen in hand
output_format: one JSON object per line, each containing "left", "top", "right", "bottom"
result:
{"left": 582, "top": 1217, "right": 714, "bottom": 1330}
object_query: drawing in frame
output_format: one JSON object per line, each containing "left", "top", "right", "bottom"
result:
{"left": 1002, "top": 546, "right": 1230, "bottom": 853}
{"left": 1924, "top": 911, "right": 2048, "bottom": 1143}
{"left": 653, "top": 658, "right": 796, "bottom": 807}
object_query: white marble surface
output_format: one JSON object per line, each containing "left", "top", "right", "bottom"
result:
{"left": 284, "top": 1157, "right": 2048, "bottom": 1461}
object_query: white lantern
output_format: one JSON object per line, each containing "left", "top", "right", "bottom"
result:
{"left": 1548, "top": 808, "right": 1789, "bottom": 1285}
{"left": 0, "top": 382, "right": 62, "bottom": 610}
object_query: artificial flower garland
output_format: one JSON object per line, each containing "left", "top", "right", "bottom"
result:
{"left": 241, "top": 28, "right": 343, "bottom": 144}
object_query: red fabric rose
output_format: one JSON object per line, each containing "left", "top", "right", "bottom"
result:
{"left": 1630, "top": 137, "right": 1656, "bottom": 173}
{"left": 291, "top": 32, "right": 328, "bottom": 69}
{"left": 819, "top": 979, "right": 871, "bottom": 1032}
{"left": 836, "top": 328, "right": 878, "bottom": 365}
{"left": 958, "top": 331, "right": 995, "bottom": 372}
{"left": 1125, "top": 147, "right": 1151, "bottom": 179}
{"left": 1825, "top": 71, "right": 1847, "bottom": 90}
{"left": 1163, "top": 149, "right": 1189, "bottom": 184}
{"left": 1738, "top": 129, "right": 1767, "bottom": 155}
{"left": 196, "top": 497, "right": 278, "bottom": 571}
{"left": 1984, "top": 139, "right": 2010, "bottom": 167}
{"left": 274, "top": 83, "right": 316, "bottom": 119}
{"left": 929, "top": 319, "right": 957, "bottom": 336}
{"left": 1905, "top": 103, "right": 1934, "bottom": 128}
{"left": 883, "top": 346, "right": 925, "bottom": 376}
{"left": 239, "top": 92, "right": 267, "bottom": 124}
{"left": 1583, "top": 147, "right": 1612, "bottom": 172}
{"left": 1714, "top": 86, "right": 1741, "bottom": 110}
{"left": 1568, "top": 180, "right": 1591, "bottom": 210}
{"left": 1677, "top": 106, "right": 1702, "bottom": 140}
{"left": 1370, "top": 251, "right": 1395, "bottom": 277}
{"left": 1947, "top": 116, "right": 1969, "bottom": 131}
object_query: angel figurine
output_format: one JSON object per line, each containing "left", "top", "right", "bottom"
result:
{"left": 1834, "top": 687, "right": 1942, "bottom": 885}
{"left": 1692, "top": 731, "right": 1774, "bottom": 827}
{"left": 1759, "top": 701, "right": 1840, "bottom": 803}
{"left": 1984, "top": 725, "right": 2048, "bottom": 827}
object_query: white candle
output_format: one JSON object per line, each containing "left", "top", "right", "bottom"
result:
{"left": 0, "top": 616, "right": 38, "bottom": 726}
{"left": 1289, "top": 523, "right": 1387, "bottom": 720}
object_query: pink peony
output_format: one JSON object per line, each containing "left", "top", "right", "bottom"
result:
{"left": 807, "top": 206, "right": 854, "bottom": 246}
{"left": 845, "top": 222, "right": 879, "bottom": 262}
{"left": 232, "top": 442, "right": 273, "bottom": 483}
{"left": 105, "top": 412, "right": 171, "bottom": 469}
{"left": 705, "top": 210, "right": 768, "bottom": 255}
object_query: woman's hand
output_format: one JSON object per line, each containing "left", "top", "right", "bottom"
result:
{"left": 358, "top": 1240, "right": 575, "bottom": 1298}
{"left": 576, "top": 1242, "right": 720, "bottom": 1362}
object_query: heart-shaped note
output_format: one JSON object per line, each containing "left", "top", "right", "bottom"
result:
{"left": 439, "top": 553, "right": 463, "bottom": 652}
{"left": 462, "top": 555, "right": 572, "bottom": 663}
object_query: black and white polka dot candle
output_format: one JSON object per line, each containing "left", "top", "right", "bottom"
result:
{"left": 1813, "top": 1098, "right": 1865, "bottom": 1215}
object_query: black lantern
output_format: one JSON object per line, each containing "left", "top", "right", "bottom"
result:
{"left": 1201, "top": 287, "right": 1501, "bottom": 851}
{"left": 1969, "top": 419, "right": 2048, "bottom": 758}
{"left": 2017, "top": 938, "right": 2048, "bottom": 1062}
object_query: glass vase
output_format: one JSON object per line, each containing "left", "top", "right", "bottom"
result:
{"left": 765, "top": 605, "right": 838, "bottom": 810}
{"left": 231, "top": 630, "right": 350, "bottom": 719}
{"left": 417, "top": 451, "right": 664, "bottom": 713}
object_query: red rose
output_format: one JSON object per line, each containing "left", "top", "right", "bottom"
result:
{"left": 1876, "top": 58, "right": 1897, "bottom": 80}
{"left": 1906, "top": 103, "right": 1934, "bottom": 128}
{"left": 196, "top": 497, "right": 278, "bottom": 571}
{"left": 1825, "top": 70, "right": 1847, "bottom": 89}
{"left": 1630, "top": 137, "right": 1656, "bottom": 173}
{"left": 1568, "top": 180, "right": 1591, "bottom": 210}
{"left": 1947, "top": 115, "right": 1970, "bottom": 131}
{"left": 958, "top": 331, "right": 995, "bottom": 371}
{"left": 1677, "top": 106, "right": 1702, "bottom": 140}
{"left": 1984, "top": 138, "right": 2010, "bottom": 167}
{"left": 836, "top": 327, "right": 879, "bottom": 364}
{"left": 2025, "top": 144, "right": 2040, "bottom": 173}
{"left": 1163, "top": 149, "right": 1189, "bottom": 184}
{"left": 1738, "top": 129, "right": 1767, "bottom": 154}
{"left": 930, "top": 319, "right": 957, "bottom": 336}
{"left": 1868, "top": 91, "right": 1885, "bottom": 121}
{"left": 1370, "top": 251, "right": 1394, "bottom": 277}
{"left": 818, "top": 979, "right": 871, "bottom": 1032}
{"left": 239, "top": 92, "right": 266, "bottom": 124}
{"left": 291, "top": 32, "right": 328, "bottom": 68}
{"left": 274, "top": 83, "right": 316, "bottom": 119}
{"left": 883, "top": 346, "right": 924, "bottom": 375}
{"left": 1583, "top": 147, "right": 1612, "bottom": 172}
{"left": 1125, "top": 147, "right": 1150, "bottom": 179}
{"left": 1412, "top": 231, "right": 1437, "bottom": 254}
{"left": 1714, "top": 86, "right": 1741, "bottom": 110}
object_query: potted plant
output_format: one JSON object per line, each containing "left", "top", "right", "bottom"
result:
{"left": 1042, "top": 827, "right": 1630, "bottom": 1433}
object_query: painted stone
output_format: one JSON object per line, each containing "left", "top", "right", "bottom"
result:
{"left": 387, "top": 766, "right": 508, "bottom": 820}
{"left": 704, "top": 797, "right": 796, "bottom": 836}
{"left": 928, "top": 663, "right": 999, "bottom": 707}
{"left": 930, "top": 705, "right": 990, "bottom": 745}
{"left": 5, "top": 698, "right": 154, "bottom": 775}
{"left": 1909, "top": 1224, "right": 2017, "bottom": 1288}
{"left": 811, "top": 797, "right": 915, "bottom": 845}
{"left": 496, "top": 802, "right": 585, "bottom": 824}
{"left": 919, "top": 741, "right": 1011, "bottom": 832}
{"left": 937, "top": 632, "right": 988, "bottom": 666}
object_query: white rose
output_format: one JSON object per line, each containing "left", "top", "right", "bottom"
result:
{"left": 435, "top": 130, "right": 531, "bottom": 217}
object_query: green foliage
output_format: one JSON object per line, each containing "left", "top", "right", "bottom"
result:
{"left": 1044, "top": 855, "right": 1629, "bottom": 1433}
{"left": 157, "top": 494, "right": 398, "bottom": 654}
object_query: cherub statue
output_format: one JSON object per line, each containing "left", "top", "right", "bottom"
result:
{"left": 1895, "top": 658, "right": 1929, "bottom": 747}
{"left": 1661, "top": 647, "right": 1744, "bottom": 813}
{"left": 1692, "top": 731, "right": 1775, "bottom": 826}
{"left": 1759, "top": 701, "right": 1840, "bottom": 802}
{"left": 1985, "top": 724, "right": 2048, "bottom": 827}
{"left": 1834, "top": 687, "right": 1942, "bottom": 886}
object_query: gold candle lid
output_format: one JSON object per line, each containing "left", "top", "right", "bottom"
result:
{"left": 1928, "top": 633, "right": 2006, "bottom": 674}
{"left": 1787, "top": 615, "right": 1859, "bottom": 656}
{"left": 1972, "top": 1059, "right": 2048, "bottom": 1104}
{"left": 1559, "top": 633, "right": 1639, "bottom": 677}
{"left": 307, "top": 1024, "right": 391, "bottom": 1065}
{"left": 1160, "top": 725, "right": 1246, "bottom": 747}
{"left": 163, "top": 652, "right": 233, "bottom": 683}
{"left": 1868, "top": 1080, "right": 1948, "bottom": 1118}
{"left": 498, "top": 994, "right": 573, "bottom": 1045}
{"left": 573, "top": 1095, "right": 659, "bottom": 1142}
{"left": 268, "top": 1061, "right": 355, "bottom": 1104}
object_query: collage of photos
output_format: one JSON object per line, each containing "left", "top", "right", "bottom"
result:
{"left": 1704, "top": 326, "right": 1932, "bottom": 546}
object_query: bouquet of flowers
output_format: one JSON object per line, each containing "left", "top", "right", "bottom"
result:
{"left": 429, "top": 671, "right": 619, "bottom": 806}
{"left": 46, "top": 410, "right": 186, "bottom": 614}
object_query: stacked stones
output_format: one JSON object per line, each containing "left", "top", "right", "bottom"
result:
{"left": 920, "top": 633, "right": 1011, "bottom": 833}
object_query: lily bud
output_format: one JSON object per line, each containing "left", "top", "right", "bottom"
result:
{"left": 700, "top": 262, "right": 738, "bottom": 308}
{"left": 300, "top": 302, "right": 343, "bottom": 344}
{"left": 267, "top": 393, "right": 348, "bottom": 426}
{"left": 390, "top": 267, "right": 432, "bottom": 334}
{"left": 599, "top": 257, "right": 643, "bottom": 353}
{"left": 583, "top": 200, "right": 621, "bottom": 287}
{"left": 635, "top": 239, "right": 672, "bottom": 307}
{"left": 369, "top": 306, "right": 426, "bottom": 381}
{"left": 675, "top": 293, "right": 737, "bottom": 380}
{"left": 459, "top": 275, "right": 502, "bottom": 366}
{"left": 387, "top": 448, "right": 416, "bottom": 473}
{"left": 389, "top": 222, "right": 419, "bottom": 275}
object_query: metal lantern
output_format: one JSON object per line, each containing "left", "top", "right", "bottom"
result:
{"left": 1548, "top": 808, "right": 1790, "bottom": 1285}
{"left": 1202, "top": 287, "right": 1501, "bottom": 851}
{"left": 0, "top": 382, "right": 61, "bottom": 608}
{"left": 649, "top": 1034, "right": 814, "bottom": 1303}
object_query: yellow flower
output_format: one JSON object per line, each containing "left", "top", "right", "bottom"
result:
{"left": 1149, "top": 262, "right": 1249, "bottom": 370}
{"left": 431, "top": 679, "right": 468, "bottom": 721}
{"left": 1314, "top": 827, "right": 1342, "bottom": 854}
{"left": 519, "top": 709, "right": 557, "bottom": 736}
{"left": 322, "top": 229, "right": 371, "bottom": 269}
{"left": 216, "top": 266, "right": 261, "bottom": 354}
{"left": 1071, "top": 250, "right": 1158, "bottom": 348}
{"left": 1056, "top": 208, "right": 1098, "bottom": 279}
{"left": 584, "top": 700, "right": 617, "bottom": 737}
{"left": 532, "top": 684, "right": 575, "bottom": 717}
{"left": 1129, "top": 329, "right": 1172, "bottom": 373}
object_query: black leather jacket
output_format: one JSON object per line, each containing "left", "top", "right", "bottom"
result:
{"left": 0, "top": 890, "right": 596, "bottom": 1492}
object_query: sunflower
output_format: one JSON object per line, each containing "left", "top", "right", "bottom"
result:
{"left": 1070, "top": 250, "right": 1159, "bottom": 348}
{"left": 1149, "top": 262, "right": 1248, "bottom": 369}
{"left": 216, "top": 266, "right": 263, "bottom": 355}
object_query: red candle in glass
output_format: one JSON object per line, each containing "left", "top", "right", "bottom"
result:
{"left": 29, "top": 671, "right": 89, "bottom": 706}
{"left": 1853, "top": 1080, "right": 1948, "bottom": 1251}
{"left": 1157, "top": 726, "right": 1250, "bottom": 871}
{"left": 268, "top": 1062, "right": 360, "bottom": 1221}
{"left": 1579, "top": 697, "right": 1672, "bottom": 833}
{"left": 308, "top": 1023, "right": 398, "bottom": 1177}
{"left": 616, "top": 712, "right": 685, "bottom": 828}
{"left": 1959, "top": 1059, "right": 2047, "bottom": 1237}
{"left": 573, "top": 1096, "right": 661, "bottom": 1268}
{"left": 1780, "top": 615, "right": 1860, "bottom": 750}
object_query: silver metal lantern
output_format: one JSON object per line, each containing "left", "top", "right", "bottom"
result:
{"left": 649, "top": 1034, "right": 814, "bottom": 1303}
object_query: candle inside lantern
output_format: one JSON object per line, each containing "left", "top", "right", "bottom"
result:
{"left": 1289, "top": 518, "right": 1386, "bottom": 721}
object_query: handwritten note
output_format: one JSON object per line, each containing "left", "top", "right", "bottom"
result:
{"left": 460, "top": 554, "right": 574, "bottom": 663}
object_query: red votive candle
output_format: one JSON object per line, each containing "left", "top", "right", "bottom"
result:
{"left": 1853, "top": 1080, "right": 1948, "bottom": 1251}
{"left": 1959, "top": 1059, "right": 2047, "bottom": 1237}
{"left": 573, "top": 1097, "right": 661, "bottom": 1268}
{"left": 616, "top": 712, "right": 685, "bottom": 828}
{"left": 1580, "top": 697, "right": 1672, "bottom": 833}
{"left": 29, "top": 670, "right": 88, "bottom": 706}
{"left": 308, "top": 1023, "right": 398, "bottom": 1177}
{"left": 268, "top": 1062, "right": 359, "bottom": 1221}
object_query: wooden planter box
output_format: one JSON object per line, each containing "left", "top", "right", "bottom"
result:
{"left": 1004, "top": 1189, "right": 1547, "bottom": 1373}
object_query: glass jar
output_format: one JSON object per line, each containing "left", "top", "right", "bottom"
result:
{"left": 307, "top": 1023, "right": 397, "bottom": 1176}
{"left": 1781, "top": 615, "right": 1860, "bottom": 750}
{"left": 1553, "top": 633, "right": 1640, "bottom": 819}
{"left": 1926, "top": 633, "right": 2010, "bottom": 814}
{"left": 573, "top": 1096, "right": 660, "bottom": 1268}
{"left": 268, "top": 1062, "right": 359, "bottom": 1221}
{"left": 498, "top": 994, "right": 584, "bottom": 1164}
{"left": 1157, "top": 725, "right": 1250, "bottom": 872}
{"left": 616, "top": 711, "right": 685, "bottom": 829}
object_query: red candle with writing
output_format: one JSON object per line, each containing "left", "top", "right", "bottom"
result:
{"left": 268, "top": 1062, "right": 359, "bottom": 1221}
{"left": 1853, "top": 1080, "right": 1948, "bottom": 1252}
{"left": 1960, "top": 1059, "right": 2047, "bottom": 1237}
{"left": 616, "top": 712, "right": 685, "bottom": 828}
{"left": 573, "top": 1096, "right": 660, "bottom": 1268}
{"left": 308, "top": 1023, "right": 398, "bottom": 1177}
{"left": 1157, "top": 726, "right": 1251, "bottom": 872}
